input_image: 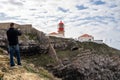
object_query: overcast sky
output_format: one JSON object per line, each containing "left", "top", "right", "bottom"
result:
{"left": 0, "top": 0, "right": 120, "bottom": 50}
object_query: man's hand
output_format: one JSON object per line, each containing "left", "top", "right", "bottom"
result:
{"left": 17, "top": 28, "right": 20, "bottom": 31}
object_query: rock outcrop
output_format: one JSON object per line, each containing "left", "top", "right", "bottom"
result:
{"left": 51, "top": 50, "right": 120, "bottom": 80}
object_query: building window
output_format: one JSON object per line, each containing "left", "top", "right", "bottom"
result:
{"left": 89, "top": 39, "right": 91, "bottom": 41}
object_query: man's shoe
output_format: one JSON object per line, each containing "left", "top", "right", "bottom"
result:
{"left": 10, "top": 64, "right": 15, "bottom": 67}
{"left": 18, "top": 63, "right": 22, "bottom": 66}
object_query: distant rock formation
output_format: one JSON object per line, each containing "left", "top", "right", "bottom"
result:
{"left": 48, "top": 49, "right": 120, "bottom": 80}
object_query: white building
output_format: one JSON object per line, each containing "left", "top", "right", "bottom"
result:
{"left": 78, "top": 34, "right": 94, "bottom": 42}
{"left": 93, "top": 40, "right": 103, "bottom": 44}
{"left": 48, "top": 32, "right": 64, "bottom": 37}
{"left": 78, "top": 34, "right": 103, "bottom": 44}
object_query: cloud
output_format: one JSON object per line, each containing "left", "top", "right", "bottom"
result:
{"left": 0, "top": 0, "right": 120, "bottom": 50}
{"left": 9, "top": 0, "right": 23, "bottom": 6}
{"left": 91, "top": 0, "right": 106, "bottom": 5}
{"left": 76, "top": 5, "right": 88, "bottom": 10}
{"left": 0, "top": 12, "right": 19, "bottom": 21}
{"left": 58, "top": 7, "right": 69, "bottom": 12}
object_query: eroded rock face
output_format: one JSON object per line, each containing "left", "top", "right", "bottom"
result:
{"left": 51, "top": 51, "right": 120, "bottom": 80}
{"left": 20, "top": 45, "right": 49, "bottom": 56}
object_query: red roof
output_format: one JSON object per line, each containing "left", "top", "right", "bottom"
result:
{"left": 80, "top": 34, "right": 93, "bottom": 37}
{"left": 49, "top": 32, "right": 58, "bottom": 35}
{"left": 59, "top": 21, "right": 64, "bottom": 25}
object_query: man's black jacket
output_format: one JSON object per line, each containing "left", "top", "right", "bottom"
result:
{"left": 6, "top": 28, "right": 22, "bottom": 46}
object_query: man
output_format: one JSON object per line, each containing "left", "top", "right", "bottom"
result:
{"left": 6, "top": 23, "right": 22, "bottom": 67}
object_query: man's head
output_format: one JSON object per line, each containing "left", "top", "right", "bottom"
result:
{"left": 10, "top": 23, "right": 14, "bottom": 28}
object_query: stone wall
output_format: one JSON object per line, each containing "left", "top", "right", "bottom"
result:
{"left": 0, "top": 22, "right": 32, "bottom": 34}
{"left": 0, "top": 23, "right": 20, "bottom": 29}
{"left": 19, "top": 24, "right": 32, "bottom": 34}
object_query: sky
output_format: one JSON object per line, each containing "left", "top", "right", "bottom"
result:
{"left": 0, "top": 0, "right": 120, "bottom": 50}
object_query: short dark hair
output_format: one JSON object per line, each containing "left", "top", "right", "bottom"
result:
{"left": 10, "top": 23, "right": 14, "bottom": 27}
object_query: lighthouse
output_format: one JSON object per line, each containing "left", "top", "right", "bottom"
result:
{"left": 58, "top": 21, "right": 65, "bottom": 37}
{"left": 48, "top": 21, "right": 65, "bottom": 38}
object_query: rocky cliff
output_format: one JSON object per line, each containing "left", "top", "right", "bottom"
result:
{"left": 46, "top": 39, "right": 120, "bottom": 80}
{"left": 0, "top": 26, "right": 120, "bottom": 80}
{"left": 16, "top": 35, "right": 120, "bottom": 80}
{"left": 52, "top": 49, "right": 120, "bottom": 80}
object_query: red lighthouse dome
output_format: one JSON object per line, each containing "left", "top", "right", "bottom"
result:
{"left": 59, "top": 21, "right": 64, "bottom": 26}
